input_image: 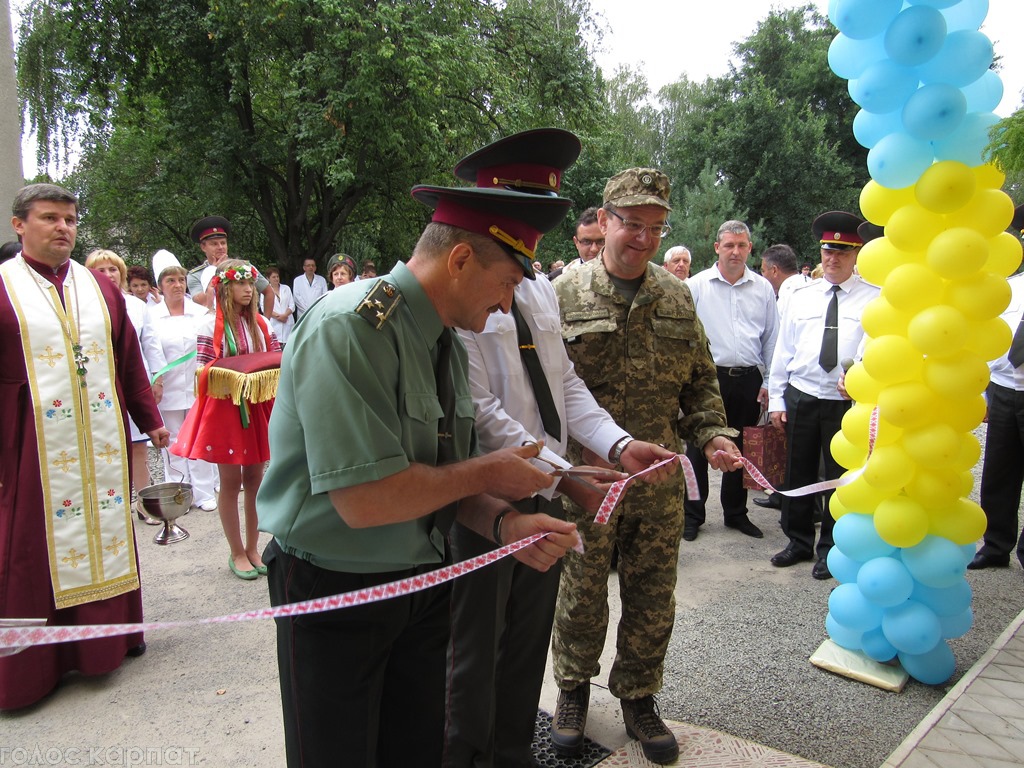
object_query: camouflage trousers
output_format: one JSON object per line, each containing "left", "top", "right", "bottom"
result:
{"left": 551, "top": 480, "right": 685, "bottom": 700}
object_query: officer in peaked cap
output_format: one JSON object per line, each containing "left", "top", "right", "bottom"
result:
{"left": 857, "top": 220, "right": 884, "bottom": 245}
{"left": 454, "top": 126, "right": 582, "bottom": 196}
{"left": 258, "top": 147, "right": 580, "bottom": 767}
{"left": 186, "top": 215, "right": 274, "bottom": 315}
{"left": 812, "top": 210, "right": 865, "bottom": 251}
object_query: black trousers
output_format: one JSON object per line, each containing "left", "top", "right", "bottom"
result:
{"left": 779, "top": 385, "right": 850, "bottom": 559}
{"left": 978, "top": 383, "right": 1024, "bottom": 564}
{"left": 265, "top": 539, "right": 452, "bottom": 768}
{"left": 684, "top": 368, "right": 762, "bottom": 526}
{"left": 445, "top": 496, "right": 562, "bottom": 768}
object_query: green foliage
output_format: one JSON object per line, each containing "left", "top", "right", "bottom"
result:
{"left": 670, "top": 159, "right": 747, "bottom": 271}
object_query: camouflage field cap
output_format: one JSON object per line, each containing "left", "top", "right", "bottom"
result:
{"left": 603, "top": 168, "right": 672, "bottom": 211}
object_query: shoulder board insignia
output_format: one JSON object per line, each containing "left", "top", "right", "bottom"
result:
{"left": 356, "top": 279, "right": 403, "bottom": 330}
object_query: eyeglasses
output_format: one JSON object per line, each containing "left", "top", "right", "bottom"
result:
{"left": 605, "top": 208, "right": 672, "bottom": 239}
{"left": 575, "top": 237, "right": 605, "bottom": 248}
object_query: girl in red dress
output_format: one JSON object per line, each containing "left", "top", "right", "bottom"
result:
{"left": 172, "top": 260, "right": 280, "bottom": 580}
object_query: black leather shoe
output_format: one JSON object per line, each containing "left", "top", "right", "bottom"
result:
{"left": 682, "top": 524, "right": 699, "bottom": 542}
{"left": 771, "top": 546, "right": 813, "bottom": 567}
{"left": 967, "top": 552, "right": 1010, "bottom": 570}
{"left": 126, "top": 642, "right": 147, "bottom": 658}
{"left": 725, "top": 517, "right": 763, "bottom": 538}
{"left": 811, "top": 559, "right": 832, "bottom": 580}
{"left": 753, "top": 494, "right": 781, "bottom": 510}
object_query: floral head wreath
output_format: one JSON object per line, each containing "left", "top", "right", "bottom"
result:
{"left": 219, "top": 263, "right": 257, "bottom": 283}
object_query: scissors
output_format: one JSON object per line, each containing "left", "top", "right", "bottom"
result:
{"left": 521, "top": 441, "right": 626, "bottom": 484}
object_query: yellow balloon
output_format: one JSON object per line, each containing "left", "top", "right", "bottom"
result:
{"left": 945, "top": 271, "right": 1011, "bottom": 321}
{"left": 952, "top": 432, "right": 982, "bottom": 472}
{"left": 886, "top": 204, "right": 946, "bottom": 252}
{"left": 855, "top": 238, "right": 921, "bottom": 287}
{"left": 860, "top": 296, "right": 911, "bottom": 339}
{"left": 877, "top": 380, "right": 938, "bottom": 430}
{"left": 874, "top": 496, "right": 929, "bottom": 548}
{"left": 929, "top": 499, "right": 986, "bottom": 545}
{"left": 974, "top": 163, "right": 1005, "bottom": 190}
{"left": 906, "top": 467, "right": 962, "bottom": 507}
{"left": 914, "top": 160, "right": 976, "bottom": 214}
{"left": 935, "top": 393, "right": 987, "bottom": 433}
{"left": 843, "top": 363, "right": 882, "bottom": 405}
{"left": 842, "top": 402, "right": 903, "bottom": 448}
{"left": 964, "top": 316, "right": 1012, "bottom": 362}
{"left": 900, "top": 422, "right": 962, "bottom": 466}
{"left": 831, "top": 432, "right": 868, "bottom": 470}
{"left": 881, "top": 263, "right": 945, "bottom": 313}
{"left": 861, "top": 335, "right": 923, "bottom": 384}
{"left": 923, "top": 350, "right": 990, "bottom": 399}
{"left": 907, "top": 304, "right": 968, "bottom": 357}
{"left": 864, "top": 443, "right": 915, "bottom": 492}
{"left": 834, "top": 473, "right": 885, "bottom": 513}
{"left": 946, "top": 188, "right": 1015, "bottom": 237}
{"left": 860, "top": 180, "right": 915, "bottom": 226}
{"left": 829, "top": 493, "right": 849, "bottom": 521}
{"left": 959, "top": 470, "right": 975, "bottom": 497}
{"left": 926, "top": 227, "right": 989, "bottom": 279}
{"left": 985, "top": 232, "right": 1024, "bottom": 278}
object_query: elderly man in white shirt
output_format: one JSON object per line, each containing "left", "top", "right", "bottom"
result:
{"left": 291, "top": 256, "right": 328, "bottom": 319}
{"left": 768, "top": 211, "right": 879, "bottom": 580}
{"left": 683, "top": 220, "right": 777, "bottom": 541}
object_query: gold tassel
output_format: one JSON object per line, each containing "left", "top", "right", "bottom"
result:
{"left": 206, "top": 368, "right": 280, "bottom": 405}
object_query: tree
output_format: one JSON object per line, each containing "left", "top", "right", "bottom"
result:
{"left": 18, "top": 0, "right": 606, "bottom": 275}
{"left": 671, "top": 159, "right": 748, "bottom": 271}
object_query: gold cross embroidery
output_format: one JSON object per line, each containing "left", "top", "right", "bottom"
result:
{"left": 38, "top": 346, "right": 64, "bottom": 367}
{"left": 97, "top": 443, "right": 119, "bottom": 464}
{"left": 62, "top": 548, "right": 86, "bottom": 568}
{"left": 104, "top": 536, "right": 126, "bottom": 557}
{"left": 52, "top": 451, "right": 78, "bottom": 473}
{"left": 83, "top": 341, "right": 105, "bottom": 359}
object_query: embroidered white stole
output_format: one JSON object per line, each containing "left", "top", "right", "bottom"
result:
{"left": 0, "top": 256, "right": 139, "bottom": 609}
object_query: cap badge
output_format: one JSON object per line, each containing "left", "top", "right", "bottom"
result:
{"left": 549, "top": 172, "right": 558, "bottom": 188}
{"left": 641, "top": 173, "right": 653, "bottom": 186}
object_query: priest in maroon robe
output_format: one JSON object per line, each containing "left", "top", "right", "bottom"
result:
{"left": 0, "top": 183, "right": 169, "bottom": 710}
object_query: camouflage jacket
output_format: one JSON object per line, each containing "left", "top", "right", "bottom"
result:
{"left": 552, "top": 257, "right": 737, "bottom": 452}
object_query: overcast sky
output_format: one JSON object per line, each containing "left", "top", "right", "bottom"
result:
{"left": 586, "top": 0, "right": 1023, "bottom": 117}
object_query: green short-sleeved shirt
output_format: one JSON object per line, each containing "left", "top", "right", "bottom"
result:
{"left": 256, "top": 261, "right": 476, "bottom": 573}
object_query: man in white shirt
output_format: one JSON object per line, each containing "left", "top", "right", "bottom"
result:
{"left": 291, "top": 257, "right": 327, "bottom": 319}
{"left": 759, "top": 243, "right": 804, "bottom": 314}
{"left": 768, "top": 211, "right": 879, "bottom": 580}
{"left": 969, "top": 207, "right": 1024, "bottom": 571}
{"left": 683, "top": 221, "right": 778, "bottom": 541}
{"left": 663, "top": 245, "right": 691, "bottom": 280}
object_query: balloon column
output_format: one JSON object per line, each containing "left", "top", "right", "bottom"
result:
{"left": 824, "top": 0, "right": 1021, "bottom": 685}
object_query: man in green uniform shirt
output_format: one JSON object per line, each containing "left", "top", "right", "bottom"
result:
{"left": 549, "top": 168, "right": 742, "bottom": 764}
{"left": 257, "top": 179, "right": 580, "bottom": 768}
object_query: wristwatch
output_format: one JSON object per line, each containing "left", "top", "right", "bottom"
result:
{"left": 609, "top": 436, "right": 634, "bottom": 465}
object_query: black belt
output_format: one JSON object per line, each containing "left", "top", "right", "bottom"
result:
{"left": 716, "top": 366, "right": 759, "bottom": 377}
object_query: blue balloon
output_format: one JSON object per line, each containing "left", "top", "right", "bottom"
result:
{"left": 831, "top": 0, "right": 903, "bottom": 39}
{"left": 827, "top": 546, "right": 863, "bottom": 584}
{"left": 959, "top": 544, "right": 978, "bottom": 567}
{"left": 849, "top": 60, "right": 921, "bottom": 114}
{"left": 919, "top": 30, "right": 993, "bottom": 87}
{"left": 907, "top": 0, "right": 958, "bottom": 8}
{"left": 899, "top": 642, "right": 956, "bottom": 685}
{"left": 867, "top": 132, "right": 934, "bottom": 189}
{"left": 833, "top": 512, "right": 897, "bottom": 561}
{"left": 853, "top": 108, "right": 903, "bottom": 149}
{"left": 902, "top": 83, "right": 967, "bottom": 141}
{"left": 912, "top": 579, "right": 972, "bottom": 617}
{"left": 941, "top": 0, "right": 989, "bottom": 32}
{"left": 862, "top": 627, "right": 898, "bottom": 662}
{"left": 829, "top": 33, "right": 888, "bottom": 80}
{"left": 885, "top": 5, "right": 947, "bottom": 67}
{"left": 932, "top": 111, "right": 1000, "bottom": 166}
{"left": 826, "top": 612, "right": 864, "bottom": 651}
{"left": 962, "top": 69, "right": 1004, "bottom": 113}
{"left": 902, "top": 535, "right": 967, "bottom": 588}
{"left": 940, "top": 607, "right": 973, "bottom": 639}
{"left": 829, "top": 583, "right": 885, "bottom": 630}
{"left": 882, "top": 600, "right": 942, "bottom": 654}
{"left": 857, "top": 556, "right": 915, "bottom": 607}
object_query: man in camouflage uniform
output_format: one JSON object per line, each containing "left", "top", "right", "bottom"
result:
{"left": 549, "top": 168, "right": 741, "bottom": 765}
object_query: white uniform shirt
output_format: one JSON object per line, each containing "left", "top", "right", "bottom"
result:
{"left": 141, "top": 298, "right": 210, "bottom": 412}
{"left": 777, "top": 273, "right": 805, "bottom": 317}
{"left": 768, "top": 275, "right": 879, "bottom": 410}
{"left": 292, "top": 273, "right": 328, "bottom": 316}
{"left": 990, "top": 273, "right": 1024, "bottom": 392}
{"left": 686, "top": 264, "right": 778, "bottom": 372}
{"left": 457, "top": 275, "right": 628, "bottom": 499}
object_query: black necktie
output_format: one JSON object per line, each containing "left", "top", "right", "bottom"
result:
{"left": 819, "top": 285, "right": 841, "bottom": 372}
{"left": 511, "top": 297, "right": 562, "bottom": 442}
{"left": 1009, "top": 315, "right": 1024, "bottom": 369}
{"left": 436, "top": 328, "right": 456, "bottom": 463}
